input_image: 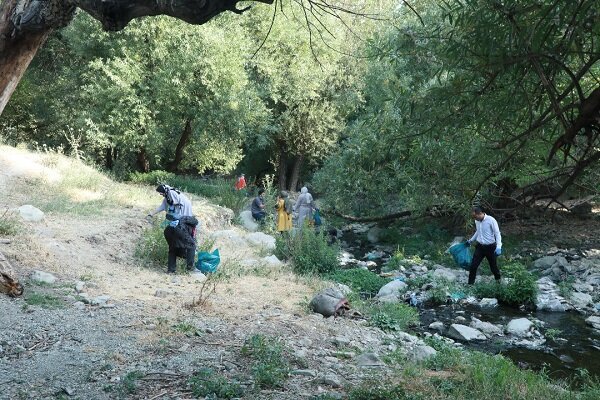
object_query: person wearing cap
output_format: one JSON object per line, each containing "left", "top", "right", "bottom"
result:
{"left": 235, "top": 173, "right": 247, "bottom": 191}
{"left": 465, "top": 206, "right": 502, "bottom": 284}
{"left": 148, "top": 185, "right": 196, "bottom": 273}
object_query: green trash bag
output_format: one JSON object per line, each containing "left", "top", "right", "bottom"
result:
{"left": 449, "top": 243, "right": 472, "bottom": 270}
{"left": 195, "top": 249, "right": 220, "bottom": 274}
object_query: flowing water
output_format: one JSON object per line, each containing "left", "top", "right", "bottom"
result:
{"left": 340, "top": 229, "right": 600, "bottom": 382}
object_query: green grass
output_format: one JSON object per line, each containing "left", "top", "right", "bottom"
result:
{"left": 367, "top": 302, "right": 419, "bottom": 332}
{"left": 0, "top": 208, "right": 20, "bottom": 236}
{"left": 24, "top": 292, "right": 64, "bottom": 308}
{"left": 471, "top": 262, "right": 538, "bottom": 306}
{"left": 325, "top": 268, "right": 390, "bottom": 296}
{"left": 241, "top": 334, "right": 289, "bottom": 389}
{"left": 188, "top": 368, "right": 244, "bottom": 399}
{"left": 275, "top": 225, "right": 339, "bottom": 275}
{"left": 119, "top": 371, "right": 144, "bottom": 396}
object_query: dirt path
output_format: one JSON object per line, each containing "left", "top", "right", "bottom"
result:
{"left": 0, "top": 147, "right": 398, "bottom": 399}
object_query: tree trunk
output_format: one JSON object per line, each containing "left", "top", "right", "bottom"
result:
{"left": 105, "top": 147, "right": 114, "bottom": 170}
{"left": 137, "top": 147, "right": 150, "bottom": 172}
{"left": 167, "top": 118, "right": 193, "bottom": 172}
{"left": 0, "top": 1, "right": 50, "bottom": 116}
{"left": 288, "top": 155, "right": 304, "bottom": 192}
{"left": 277, "top": 142, "right": 288, "bottom": 191}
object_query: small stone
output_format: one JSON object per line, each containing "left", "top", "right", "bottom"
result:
{"left": 290, "top": 369, "right": 317, "bottom": 377}
{"left": 356, "top": 352, "right": 384, "bottom": 367}
{"left": 154, "top": 289, "right": 173, "bottom": 298}
{"left": 30, "top": 270, "right": 56, "bottom": 285}
{"left": 205, "top": 328, "right": 214, "bottom": 334}
{"left": 470, "top": 318, "right": 502, "bottom": 336}
{"left": 263, "top": 255, "right": 283, "bottom": 267}
{"left": 75, "top": 281, "right": 86, "bottom": 293}
{"left": 408, "top": 345, "right": 437, "bottom": 362}
{"left": 73, "top": 301, "right": 86, "bottom": 310}
{"left": 91, "top": 295, "right": 110, "bottom": 306}
{"left": 446, "top": 324, "right": 486, "bottom": 341}
{"left": 455, "top": 316, "right": 467, "bottom": 324}
{"left": 479, "top": 298, "right": 498, "bottom": 308}
{"left": 18, "top": 205, "right": 44, "bottom": 222}
{"left": 191, "top": 271, "right": 207, "bottom": 282}
{"left": 321, "top": 374, "right": 342, "bottom": 388}
{"left": 428, "top": 321, "right": 444, "bottom": 332}
{"left": 506, "top": 318, "right": 534, "bottom": 337}
{"left": 376, "top": 280, "right": 408, "bottom": 298}
{"left": 332, "top": 337, "right": 351, "bottom": 347}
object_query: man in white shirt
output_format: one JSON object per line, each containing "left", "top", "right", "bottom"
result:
{"left": 466, "top": 206, "right": 502, "bottom": 284}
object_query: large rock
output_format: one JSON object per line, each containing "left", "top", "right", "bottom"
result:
{"left": 376, "top": 280, "right": 407, "bottom": 299}
{"left": 506, "top": 318, "right": 533, "bottom": 337}
{"left": 533, "top": 255, "right": 569, "bottom": 272}
{"left": 585, "top": 316, "right": 600, "bottom": 330}
{"left": 355, "top": 352, "right": 384, "bottom": 367}
{"left": 407, "top": 345, "right": 437, "bottom": 362}
{"left": 470, "top": 317, "right": 502, "bottom": 336}
{"left": 263, "top": 255, "right": 283, "bottom": 267}
{"left": 210, "top": 230, "right": 247, "bottom": 247}
{"left": 18, "top": 205, "right": 44, "bottom": 222}
{"left": 536, "top": 294, "right": 569, "bottom": 312}
{"left": 30, "top": 270, "right": 56, "bottom": 285}
{"left": 432, "top": 267, "right": 457, "bottom": 282}
{"left": 246, "top": 232, "right": 276, "bottom": 250}
{"left": 479, "top": 298, "right": 498, "bottom": 308}
{"left": 570, "top": 292, "right": 593, "bottom": 309}
{"left": 446, "top": 324, "right": 486, "bottom": 341}
{"left": 239, "top": 210, "right": 258, "bottom": 232}
{"left": 310, "top": 288, "right": 348, "bottom": 317}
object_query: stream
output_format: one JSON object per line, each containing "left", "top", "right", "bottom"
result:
{"left": 339, "top": 227, "right": 600, "bottom": 383}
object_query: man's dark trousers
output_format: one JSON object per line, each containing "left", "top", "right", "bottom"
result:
{"left": 468, "top": 243, "right": 500, "bottom": 284}
{"left": 167, "top": 247, "right": 195, "bottom": 273}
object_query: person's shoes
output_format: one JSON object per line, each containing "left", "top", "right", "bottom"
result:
{"left": 167, "top": 270, "right": 176, "bottom": 275}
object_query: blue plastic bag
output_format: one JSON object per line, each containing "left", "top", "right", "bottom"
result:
{"left": 195, "top": 249, "right": 220, "bottom": 274}
{"left": 449, "top": 243, "right": 472, "bottom": 270}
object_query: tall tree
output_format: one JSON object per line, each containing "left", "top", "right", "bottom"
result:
{"left": 0, "top": 0, "right": 274, "bottom": 116}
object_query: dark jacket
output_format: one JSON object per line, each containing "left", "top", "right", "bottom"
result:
{"left": 163, "top": 216, "right": 198, "bottom": 250}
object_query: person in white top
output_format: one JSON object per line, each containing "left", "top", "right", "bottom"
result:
{"left": 465, "top": 206, "right": 502, "bottom": 284}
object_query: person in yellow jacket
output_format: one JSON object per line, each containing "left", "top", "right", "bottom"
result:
{"left": 275, "top": 191, "right": 293, "bottom": 233}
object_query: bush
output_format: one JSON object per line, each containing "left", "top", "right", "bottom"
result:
{"left": 325, "top": 269, "right": 389, "bottom": 296}
{"left": 241, "top": 334, "right": 289, "bottom": 389}
{"left": 367, "top": 302, "right": 419, "bottom": 332}
{"left": 0, "top": 209, "right": 20, "bottom": 236}
{"left": 188, "top": 368, "right": 244, "bottom": 399}
{"left": 275, "top": 226, "right": 339, "bottom": 275}
{"left": 129, "top": 170, "right": 176, "bottom": 185}
{"left": 347, "top": 384, "right": 409, "bottom": 400}
{"left": 472, "top": 262, "right": 537, "bottom": 306}
{"left": 135, "top": 223, "right": 169, "bottom": 268}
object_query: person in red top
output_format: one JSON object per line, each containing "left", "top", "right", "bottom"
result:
{"left": 235, "top": 174, "right": 246, "bottom": 190}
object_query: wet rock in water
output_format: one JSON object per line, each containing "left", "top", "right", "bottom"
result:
{"left": 470, "top": 317, "right": 502, "bottom": 336}
{"left": 367, "top": 227, "right": 382, "bottom": 244}
{"left": 506, "top": 318, "right": 533, "bottom": 337}
{"left": 432, "top": 267, "right": 457, "bottom": 282}
{"left": 585, "top": 316, "right": 600, "bottom": 330}
{"left": 310, "top": 288, "right": 349, "bottom": 318}
{"left": 429, "top": 321, "right": 444, "bottom": 333}
{"left": 446, "top": 324, "right": 486, "bottom": 341}
{"left": 30, "top": 270, "right": 56, "bottom": 285}
{"left": 376, "top": 280, "right": 408, "bottom": 300}
{"left": 479, "top": 298, "right": 498, "bottom": 308}
{"left": 262, "top": 255, "right": 283, "bottom": 267}
{"left": 570, "top": 292, "right": 593, "bottom": 309}
{"left": 454, "top": 316, "right": 467, "bottom": 324}
{"left": 246, "top": 232, "right": 276, "bottom": 250}
{"left": 559, "top": 354, "right": 575, "bottom": 363}
{"left": 18, "top": 205, "right": 45, "bottom": 222}
{"left": 356, "top": 352, "right": 384, "bottom": 367}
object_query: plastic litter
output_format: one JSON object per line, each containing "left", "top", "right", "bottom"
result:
{"left": 448, "top": 242, "right": 472, "bottom": 270}
{"left": 195, "top": 249, "right": 220, "bottom": 274}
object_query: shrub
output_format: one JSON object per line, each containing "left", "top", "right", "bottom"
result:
{"left": 129, "top": 170, "right": 176, "bottom": 185}
{"left": 325, "top": 269, "right": 389, "bottom": 296}
{"left": 0, "top": 208, "right": 20, "bottom": 236}
{"left": 188, "top": 368, "right": 244, "bottom": 399}
{"left": 472, "top": 262, "right": 537, "bottom": 306}
{"left": 275, "top": 226, "right": 339, "bottom": 275}
{"left": 347, "top": 384, "right": 408, "bottom": 400}
{"left": 241, "top": 334, "right": 289, "bottom": 389}
{"left": 24, "top": 292, "right": 64, "bottom": 309}
{"left": 135, "top": 223, "right": 169, "bottom": 268}
{"left": 367, "top": 302, "right": 419, "bottom": 332}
